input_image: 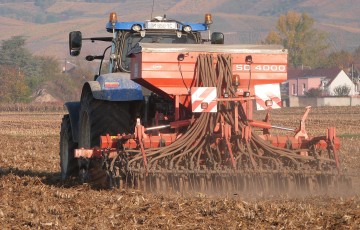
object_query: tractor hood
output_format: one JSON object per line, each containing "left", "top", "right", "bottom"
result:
{"left": 89, "top": 72, "right": 144, "bottom": 101}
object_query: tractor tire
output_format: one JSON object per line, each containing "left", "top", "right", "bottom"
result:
{"left": 78, "top": 88, "right": 134, "bottom": 148}
{"left": 60, "top": 115, "right": 78, "bottom": 180}
{"left": 78, "top": 87, "right": 142, "bottom": 187}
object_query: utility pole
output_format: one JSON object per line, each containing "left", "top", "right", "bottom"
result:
{"left": 64, "top": 58, "right": 67, "bottom": 73}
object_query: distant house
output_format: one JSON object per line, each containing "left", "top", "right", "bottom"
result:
{"left": 287, "top": 67, "right": 357, "bottom": 97}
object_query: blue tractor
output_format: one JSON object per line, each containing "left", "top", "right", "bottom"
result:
{"left": 60, "top": 13, "right": 223, "bottom": 182}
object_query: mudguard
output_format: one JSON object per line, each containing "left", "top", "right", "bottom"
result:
{"left": 64, "top": 101, "right": 80, "bottom": 143}
{"left": 87, "top": 72, "right": 144, "bottom": 101}
{"left": 64, "top": 73, "right": 144, "bottom": 143}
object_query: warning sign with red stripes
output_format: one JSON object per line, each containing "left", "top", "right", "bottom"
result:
{"left": 191, "top": 87, "right": 217, "bottom": 113}
{"left": 254, "top": 84, "right": 282, "bottom": 110}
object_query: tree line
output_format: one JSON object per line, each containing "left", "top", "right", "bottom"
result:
{"left": 0, "top": 36, "right": 91, "bottom": 103}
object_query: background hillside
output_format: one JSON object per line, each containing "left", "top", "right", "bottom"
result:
{"left": 0, "top": 0, "right": 359, "bottom": 63}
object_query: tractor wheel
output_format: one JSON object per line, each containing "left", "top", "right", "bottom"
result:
{"left": 78, "top": 88, "right": 134, "bottom": 148}
{"left": 78, "top": 87, "right": 141, "bottom": 187}
{"left": 60, "top": 115, "right": 78, "bottom": 180}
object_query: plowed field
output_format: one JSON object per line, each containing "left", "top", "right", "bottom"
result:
{"left": 1, "top": 106, "right": 360, "bottom": 229}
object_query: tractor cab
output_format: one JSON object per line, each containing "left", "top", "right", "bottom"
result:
{"left": 69, "top": 13, "right": 224, "bottom": 74}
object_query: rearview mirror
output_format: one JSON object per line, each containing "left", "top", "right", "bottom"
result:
{"left": 211, "top": 32, "right": 224, "bottom": 44}
{"left": 69, "top": 31, "right": 82, "bottom": 56}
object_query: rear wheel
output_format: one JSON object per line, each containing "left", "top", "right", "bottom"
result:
{"left": 60, "top": 115, "right": 78, "bottom": 180}
{"left": 78, "top": 87, "right": 141, "bottom": 186}
{"left": 79, "top": 88, "right": 134, "bottom": 148}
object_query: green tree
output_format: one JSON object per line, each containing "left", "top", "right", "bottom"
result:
{"left": 264, "top": 11, "right": 329, "bottom": 68}
{"left": 0, "top": 36, "right": 68, "bottom": 102}
{"left": 0, "top": 36, "right": 58, "bottom": 90}
{"left": 0, "top": 36, "right": 31, "bottom": 68}
{"left": 0, "top": 65, "right": 30, "bottom": 102}
{"left": 325, "top": 50, "right": 354, "bottom": 69}
{"left": 0, "top": 36, "right": 44, "bottom": 80}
